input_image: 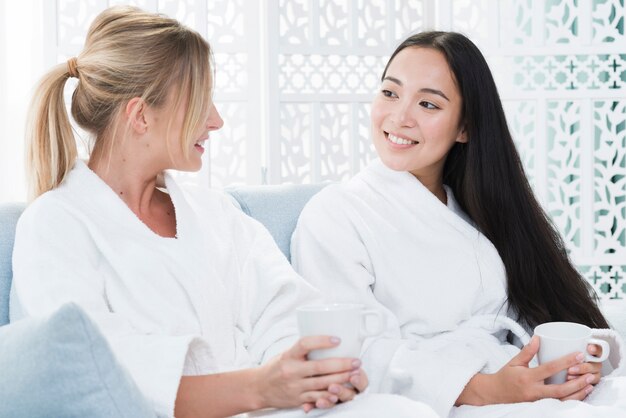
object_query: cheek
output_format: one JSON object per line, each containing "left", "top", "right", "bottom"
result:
{"left": 370, "top": 98, "right": 386, "bottom": 129}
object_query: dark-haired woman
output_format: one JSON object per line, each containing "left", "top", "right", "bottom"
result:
{"left": 291, "top": 31, "right": 626, "bottom": 418}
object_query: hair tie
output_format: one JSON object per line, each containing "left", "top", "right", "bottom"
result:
{"left": 67, "top": 57, "right": 79, "bottom": 78}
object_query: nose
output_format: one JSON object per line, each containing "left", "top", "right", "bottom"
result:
{"left": 392, "top": 102, "right": 417, "bottom": 128}
{"left": 207, "top": 103, "right": 224, "bottom": 131}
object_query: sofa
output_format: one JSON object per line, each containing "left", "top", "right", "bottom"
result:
{"left": 1, "top": 184, "right": 625, "bottom": 417}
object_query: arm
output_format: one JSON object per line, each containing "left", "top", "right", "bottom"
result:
{"left": 457, "top": 336, "right": 595, "bottom": 405}
{"left": 291, "top": 190, "right": 492, "bottom": 416}
{"left": 175, "top": 336, "right": 365, "bottom": 417}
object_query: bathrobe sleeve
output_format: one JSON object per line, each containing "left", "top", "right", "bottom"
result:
{"left": 221, "top": 198, "right": 323, "bottom": 364}
{"left": 11, "top": 197, "right": 209, "bottom": 418}
{"left": 290, "top": 189, "right": 497, "bottom": 418}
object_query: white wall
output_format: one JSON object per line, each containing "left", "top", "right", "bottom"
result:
{"left": 0, "top": 1, "right": 45, "bottom": 203}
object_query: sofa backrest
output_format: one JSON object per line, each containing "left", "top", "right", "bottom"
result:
{"left": 0, "top": 203, "right": 26, "bottom": 326}
{"left": 226, "top": 183, "right": 328, "bottom": 261}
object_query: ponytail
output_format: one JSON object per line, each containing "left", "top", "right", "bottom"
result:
{"left": 25, "top": 63, "right": 77, "bottom": 200}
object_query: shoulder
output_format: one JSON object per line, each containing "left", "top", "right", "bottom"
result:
{"left": 18, "top": 190, "right": 75, "bottom": 233}
{"left": 297, "top": 180, "right": 366, "bottom": 236}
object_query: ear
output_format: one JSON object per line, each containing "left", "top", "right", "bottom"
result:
{"left": 456, "top": 126, "right": 468, "bottom": 144}
{"left": 125, "top": 97, "right": 148, "bottom": 135}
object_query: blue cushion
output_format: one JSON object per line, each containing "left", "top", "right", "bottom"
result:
{"left": 0, "top": 203, "right": 25, "bottom": 326}
{"left": 0, "top": 302, "right": 155, "bottom": 418}
{"left": 226, "top": 183, "right": 327, "bottom": 262}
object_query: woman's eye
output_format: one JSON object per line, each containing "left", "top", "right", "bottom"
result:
{"left": 381, "top": 89, "right": 397, "bottom": 98}
{"left": 420, "top": 101, "right": 438, "bottom": 110}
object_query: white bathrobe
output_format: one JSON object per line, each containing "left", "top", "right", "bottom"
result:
{"left": 10, "top": 160, "right": 438, "bottom": 418}
{"left": 291, "top": 158, "right": 626, "bottom": 418}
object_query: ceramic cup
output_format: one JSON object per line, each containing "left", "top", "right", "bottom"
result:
{"left": 297, "top": 303, "right": 384, "bottom": 360}
{"left": 534, "top": 321, "right": 610, "bottom": 384}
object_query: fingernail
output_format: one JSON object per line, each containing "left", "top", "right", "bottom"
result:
{"left": 589, "top": 345, "right": 596, "bottom": 353}
{"left": 330, "top": 336, "right": 340, "bottom": 344}
{"left": 350, "top": 369, "right": 361, "bottom": 376}
{"left": 329, "top": 395, "right": 338, "bottom": 403}
{"left": 351, "top": 376, "right": 361, "bottom": 386}
{"left": 586, "top": 385, "right": 594, "bottom": 394}
{"left": 352, "top": 359, "right": 361, "bottom": 368}
{"left": 586, "top": 375, "right": 594, "bottom": 384}
{"left": 329, "top": 385, "right": 341, "bottom": 394}
{"left": 569, "top": 366, "right": 580, "bottom": 373}
{"left": 576, "top": 353, "right": 585, "bottom": 362}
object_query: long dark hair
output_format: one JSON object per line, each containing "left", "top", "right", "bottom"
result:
{"left": 382, "top": 31, "right": 609, "bottom": 330}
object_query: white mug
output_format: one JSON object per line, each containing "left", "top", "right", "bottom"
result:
{"left": 534, "top": 321, "right": 610, "bottom": 384}
{"left": 297, "top": 303, "right": 384, "bottom": 360}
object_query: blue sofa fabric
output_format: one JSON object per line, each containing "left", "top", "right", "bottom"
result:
{"left": 226, "top": 183, "right": 328, "bottom": 261}
{"left": 0, "top": 202, "right": 26, "bottom": 326}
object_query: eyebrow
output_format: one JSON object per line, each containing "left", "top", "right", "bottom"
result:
{"left": 382, "top": 76, "right": 450, "bottom": 102}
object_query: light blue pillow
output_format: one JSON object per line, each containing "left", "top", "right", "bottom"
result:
{"left": 0, "top": 303, "right": 155, "bottom": 418}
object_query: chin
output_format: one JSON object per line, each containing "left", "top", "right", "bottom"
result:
{"left": 378, "top": 153, "right": 415, "bottom": 173}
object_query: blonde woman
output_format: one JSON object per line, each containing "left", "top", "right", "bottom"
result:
{"left": 10, "top": 6, "right": 437, "bottom": 418}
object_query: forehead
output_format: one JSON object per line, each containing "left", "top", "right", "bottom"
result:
{"left": 386, "top": 47, "right": 458, "bottom": 92}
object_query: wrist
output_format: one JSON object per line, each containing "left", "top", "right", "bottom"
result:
{"left": 244, "top": 366, "right": 268, "bottom": 411}
{"left": 456, "top": 373, "right": 492, "bottom": 406}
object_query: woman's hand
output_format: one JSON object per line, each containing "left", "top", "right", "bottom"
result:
{"left": 456, "top": 336, "right": 595, "bottom": 406}
{"left": 566, "top": 344, "right": 603, "bottom": 385}
{"left": 301, "top": 367, "right": 370, "bottom": 413}
{"left": 255, "top": 336, "right": 363, "bottom": 411}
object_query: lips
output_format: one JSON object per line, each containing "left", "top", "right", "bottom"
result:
{"left": 194, "top": 137, "right": 208, "bottom": 154}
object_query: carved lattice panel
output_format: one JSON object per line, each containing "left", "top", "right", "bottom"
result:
{"left": 581, "top": 265, "right": 626, "bottom": 300}
{"left": 280, "top": 103, "right": 312, "bottom": 184}
{"left": 593, "top": 0, "right": 626, "bottom": 43}
{"left": 545, "top": 0, "right": 581, "bottom": 44}
{"left": 501, "top": 54, "right": 626, "bottom": 91}
{"left": 546, "top": 100, "right": 582, "bottom": 257}
{"left": 452, "top": 0, "right": 489, "bottom": 45}
{"left": 356, "top": 102, "right": 377, "bottom": 169}
{"left": 320, "top": 103, "right": 351, "bottom": 182}
{"left": 499, "top": 0, "right": 533, "bottom": 46}
{"left": 278, "top": 55, "right": 387, "bottom": 94}
{"left": 279, "top": 0, "right": 310, "bottom": 46}
{"left": 204, "top": 102, "right": 248, "bottom": 188}
{"left": 356, "top": 0, "right": 387, "bottom": 48}
{"left": 207, "top": 0, "right": 245, "bottom": 45}
{"left": 593, "top": 100, "right": 626, "bottom": 256}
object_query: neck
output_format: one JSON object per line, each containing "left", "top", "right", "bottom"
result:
{"left": 88, "top": 140, "right": 163, "bottom": 216}
{"left": 409, "top": 170, "right": 447, "bottom": 205}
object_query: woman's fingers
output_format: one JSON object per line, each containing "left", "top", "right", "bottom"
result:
{"left": 588, "top": 343, "right": 603, "bottom": 357}
{"left": 328, "top": 383, "right": 357, "bottom": 403}
{"left": 541, "top": 374, "right": 593, "bottom": 399}
{"left": 300, "top": 390, "right": 337, "bottom": 405}
{"left": 533, "top": 351, "right": 584, "bottom": 381}
{"left": 300, "top": 357, "right": 361, "bottom": 377}
{"left": 290, "top": 336, "right": 340, "bottom": 360}
{"left": 567, "top": 360, "right": 602, "bottom": 385}
{"left": 560, "top": 384, "right": 594, "bottom": 401}
{"left": 350, "top": 369, "right": 368, "bottom": 392}
{"left": 301, "top": 402, "right": 315, "bottom": 413}
{"left": 302, "top": 370, "right": 353, "bottom": 391}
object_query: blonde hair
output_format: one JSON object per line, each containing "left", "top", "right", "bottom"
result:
{"left": 26, "top": 5, "right": 213, "bottom": 200}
